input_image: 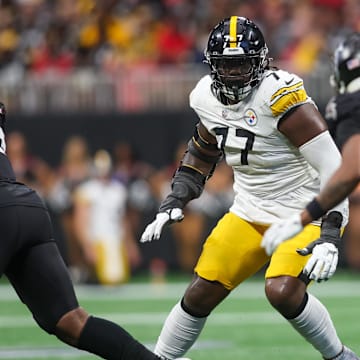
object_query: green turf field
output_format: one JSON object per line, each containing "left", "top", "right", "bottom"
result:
{"left": 1, "top": 271, "right": 360, "bottom": 360}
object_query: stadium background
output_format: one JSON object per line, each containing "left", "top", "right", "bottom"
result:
{"left": 0, "top": 0, "right": 360, "bottom": 277}
{"left": 1, "top": 1, "right": 360, "bottom": 359}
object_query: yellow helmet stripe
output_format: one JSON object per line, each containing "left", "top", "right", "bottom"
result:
{"left": 229, "top": 16, "right": 237, "bottom": 48}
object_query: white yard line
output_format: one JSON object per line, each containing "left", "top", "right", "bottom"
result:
{"left": 0, "top": 279, "right": 359, "bottom": 358}
{"left": 0, "top": 311, "right": 284, "bottom": 328}
{"left": 1, "top": 279, "right": 360, "bottom": 301}
{"left": 0, "top": 340, "right": 231, "bottom": 358}
{"left": 0, "top": 347, "right": 93, "bottom": 359}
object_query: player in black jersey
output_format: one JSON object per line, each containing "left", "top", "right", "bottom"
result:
{"left": 262, "top": 33, "right": 360, "bottom": 285}
{"left": 0, "top": 103, "right": 189, "bottom": 360}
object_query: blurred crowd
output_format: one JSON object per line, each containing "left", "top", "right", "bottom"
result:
{"left": 0, "top": 0, "right": 359, "bottom": 81}
{"left": 6, "top": 130, "right": 235, "bottom": 284}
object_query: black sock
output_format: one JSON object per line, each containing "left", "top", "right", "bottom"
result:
{"left": 77, "top": 316, "right": 159, "bottom": 360}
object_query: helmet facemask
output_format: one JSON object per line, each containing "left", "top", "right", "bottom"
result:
{"left": 206, "top": 49, "right": 268, "bottom": 101}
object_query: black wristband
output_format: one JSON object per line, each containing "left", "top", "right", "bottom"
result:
{"left": 306, "top": 198, "right": 326, "bottom": 221}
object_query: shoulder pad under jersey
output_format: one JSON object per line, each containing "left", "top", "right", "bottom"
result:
{"left": 260, "top": 69, "right": 312, "bottom": 119}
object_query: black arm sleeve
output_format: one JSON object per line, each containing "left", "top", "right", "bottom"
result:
{"left": 159, "top": 166, "right": 206, "bottom": 212}
{"left": 159, "top": 123, "right": 223, "bottom": 212}
{"left": 320, "top": 211, "right": 343, "bottom": 247}
{"left": 296, "top": 211, "right": 343, "bottom": 257}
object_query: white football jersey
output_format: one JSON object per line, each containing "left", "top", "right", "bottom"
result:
{"left": 190, "top": 69, "right": 322, "bottom": 224}
{"left": 75, "top": 179, "right": 128, "bottom": 243}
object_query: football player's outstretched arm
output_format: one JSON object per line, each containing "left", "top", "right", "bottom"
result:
{"left": 140, "top": 122, "right": 222, "bottom": 242}
{"left": 262, "top": 145, "right": 357, "bottom": 281}
{"left": 278, "top": 103, "right": 347, "bottom": 219}
{"left": 287, "top": 134, "right": 360, "bottom": 282}
{"left": 262, "top": 103, "right": 350, "bottom": 281}
{"left": 264, "top": 103, "right": 355, "bottom": 231}
{"left": 277, "top": 102, "right": 328, "bottom": 147}
{"left": 300, "top": 134, "right": 360, "bottom": 226}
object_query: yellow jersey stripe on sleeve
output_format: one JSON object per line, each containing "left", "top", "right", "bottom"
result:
{"left": 270, "top": 81, "right": 304, "bottom": 101}
{"left": 270, "top": 82, "right": 308, "bottom": 117}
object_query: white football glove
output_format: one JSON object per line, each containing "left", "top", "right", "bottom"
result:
{"left": 297, "top": 242, "right": 338, "bottom": 282}
{"left": 140, "top": 208, "right": 184, "bottom": 243}
{"left": 296, "top": 211, "right": 342, "bottom": 282}
{"left": 261, "top": 214, "right": 304, "bottom": 256}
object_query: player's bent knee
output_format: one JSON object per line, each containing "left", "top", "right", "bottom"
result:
{"left": 34, "top": 316, "right": 57, "bottom": 335}
{"left": 265, "top": 276, "right": 306, "bottom": 315}
{"left": 182, "top": 276, "right": 230, "bottom": 317}
{"left": 54, "top": 307, "right": 89, "bottom": 346}
{"left": 33, "top": 307, "right": 85, "bottom": 336}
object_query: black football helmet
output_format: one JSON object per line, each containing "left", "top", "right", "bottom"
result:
{"left": 204, "top": 16, "right": 269, "bottom": 102}
{"left": 332, "top": 32, "right": 360, "bottom": 94}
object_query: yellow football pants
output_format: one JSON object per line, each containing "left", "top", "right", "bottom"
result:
{"left": 194, "top": 211, "right": 321, "bottom": 290}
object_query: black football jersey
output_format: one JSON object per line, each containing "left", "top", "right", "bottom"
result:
{"left": 325, "top": 90, "right": 360, "bottom": 150}
{"left": 0, "top": 126, "right": 45, "bottom": 208}
{"left": 0, "top": 155, "right": 45, "bottom": 208}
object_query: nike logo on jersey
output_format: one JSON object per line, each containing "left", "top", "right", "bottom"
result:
{"left": 285, "top": 78, "right": 294, "bottom": 85}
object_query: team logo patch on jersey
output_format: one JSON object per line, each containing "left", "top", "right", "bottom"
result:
{"left": 245, "top": 109, "right": 257, "bottom": 126}
{"left": 222, "top": 109, "right": 229, "bottom": 119}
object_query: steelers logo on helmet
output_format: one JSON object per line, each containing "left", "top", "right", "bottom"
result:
{"left": 204, "top": 16, "right": 269, "bottom": 103}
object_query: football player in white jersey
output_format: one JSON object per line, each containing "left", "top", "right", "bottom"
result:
{"left": 73, "top": 149, "right": 140, "bottom": 285}
{"left": 141, "top": 16, "right": 358, "bottom": 360}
